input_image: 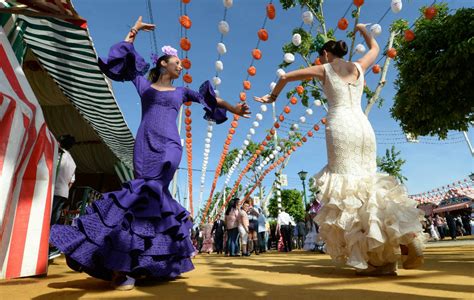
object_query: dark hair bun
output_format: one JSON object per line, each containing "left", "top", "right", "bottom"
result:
{"left": 333, "top": 40, "right": 348, "bottom": 57}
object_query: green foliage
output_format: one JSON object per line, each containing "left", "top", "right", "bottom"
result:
{"left": 376, "top": 146, "right": 407, "bottom": 183}
{"left": 279, "top": 0, "right": 322, "bottom": 10}
{"left": 391, "top": 4, "right": 474, "bottom": 139}
{"left": 268, "top": 189, "right": 306, "bottom": 221}
{"left": 308, "top": 176, "right": 320, "bottom": 203}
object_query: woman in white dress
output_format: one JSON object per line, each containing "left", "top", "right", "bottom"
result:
{"left": 255, "top": 24, "right": 425, "bottom": 275}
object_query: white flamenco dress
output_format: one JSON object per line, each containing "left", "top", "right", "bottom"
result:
{"left": 313, "top": 62, "right": 425, "bottom": 270}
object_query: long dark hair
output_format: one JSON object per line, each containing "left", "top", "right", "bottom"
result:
{"left": 225, "top": 198, "right": 240, "bottom": 215}
{"left": 148, "top": 54, "right": 173, "bottom": 83}
{"left": 318, "top": 40, "right": 348, "bottom": 58}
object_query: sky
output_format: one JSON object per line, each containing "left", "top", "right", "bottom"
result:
{"left": 73, "top": 0, "right": 473, "bottom": 211}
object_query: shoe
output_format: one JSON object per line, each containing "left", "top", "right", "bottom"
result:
{"left": 48, "top": 249, "right": 61, "bottom": 261}
{"left": 112, "top": 274, "right": 135, "bottom": 291}
{"left": 356, "top": 262, "right": 397, "bottom": 276}
{"left": 403, "top": 238, "right": 424, "bottom": 269}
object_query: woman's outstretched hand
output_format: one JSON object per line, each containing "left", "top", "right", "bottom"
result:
{"left": 133, "top": 16, "right": 156, "bottom": 32}
{"left": 254, "top": 94, "right": 275, "bottom": 104}
{"left": 233, "top": 102, "right": 251, "bottom": 118}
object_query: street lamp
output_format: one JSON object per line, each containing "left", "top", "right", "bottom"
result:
{"left": 298, "top": 170, "right": 308, "bottom": 206}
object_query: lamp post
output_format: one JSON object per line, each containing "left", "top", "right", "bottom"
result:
{"left": 298, "top": 170, "right": 308, "bottom": 206}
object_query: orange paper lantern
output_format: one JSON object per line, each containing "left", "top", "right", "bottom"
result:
{"left": 240, "top": 92, "right": 247, "bottom": 101}
{"left": 314, "top": 124, "right": 320, "bottom": 131}
{"left": 266, "top": 3, "right": 276, "bottom": 19}
{"left": 185, "top": 117, "right": 192, "bottom": 125}
{"left": 302, "top": 137, "right": 307, "bottom": 142}
{"left": 424, "top": 6, "right": 437, "bottom": 20}
{"left": 243, "top": 80, "right": 251, "bottom": 90}
{"left": 186, "top": 132, "right": 192, "bottom": 138}
{"left": 307, "top": 131, "right": 313, "bottom": 137}
{"left": 274, "top": 122, "right": 280, "bottom": 129}
{"left": 181, "top": 58, "right": 191, "bottom": 69}
{"left": 231, "top": 121, "right": 238, "bottom": 128}
{"left": 180, "top": 37, "right": 191, "bottom": 51}
{"left": 229, "top": 128, "right": 236, "bottom": 134}
{"left": 279, "top": 115, "right": 285, "bottom": 122}
{"left": 372, "top": 64, "right": 381, "bottom": 74}
{"left": 387, "top": 48, "right": 397, "bottom": 59}
{"left": 247, "top": 66, "right": 256, "bottom": 76}
{"left": 258, "top": 29, "right": 268, "bottom": 41}
{"left": 353, "top": 0, "right": 364, "bottom": 7}
{"left": 185, "top": 109, "right": 191, "bottom": 117}
{"left": 404, "top": 30, "right": 415, "bottom": 42}
{"left": 297, "top": 141, "right": 302, "bottom": 147}
{"left": 321, "top": 118, "right": 327, "bottom": 124}
{"left": 184, "top": 101, "right": 192, "bottom": 106}
{"left": 179, "top": 15, "right": 192, "bottom": 29}
{"left": 183, "top": 73, "right": 192, "bottom": 83}
{"left": 284, "top": 106, "right": 291, "bottom": 114}
{"left": 338, "top": 18, "right": 349, "bottom": 30}
{"left": 290, "top": 97, "right": 298, "bottom": 105}
{"left": 252, "top": 49, "right": 262, "bottom": 60}
{"left": 296, "top": 86, "right": 304, "bottom": 95}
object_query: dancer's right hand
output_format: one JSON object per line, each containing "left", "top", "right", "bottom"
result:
{"left": 133, "top": 16, "right": 156, "bottom": 32}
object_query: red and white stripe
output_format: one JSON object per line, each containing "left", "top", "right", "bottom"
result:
{"left": 0, "top": 28, "right": 57, "bottom": 279}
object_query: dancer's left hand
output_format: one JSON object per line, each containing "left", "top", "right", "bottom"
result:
{"left": 254, "top": 94, "right": 274, "bottom": 104}
{"left": 233, "top": 103, "right": 251, "bottom": 118}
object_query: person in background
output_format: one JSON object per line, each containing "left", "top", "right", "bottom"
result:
{"left": 239, "top": 201, "right": 251, "bottom": 256}
{"left": 247, "top": 204, "right": 260, "bottom": 255}
{"left": 277, "top": 208, "right": 293, "bottom": 252}
{"left": 211, "top": 214, "right": 225, "bottom": 254}
{"left": 297, "top": 219, "right": 306, "bottom": 249}
{"left": 257, "top": 208, "right": 267, "bottom": 253}
{"left": 446, "top": 212, "right": 457, "bottom": 240}
{"left": 225, "top": 198, "right": 241, "bottom": 257}
{"left": 49, "top": 134, "right": 76, "bottom": 260}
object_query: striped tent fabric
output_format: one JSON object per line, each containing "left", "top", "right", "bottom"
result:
{"left": 0, "top": 28, "right": 58, "bottom": 279}
{"left": 16, "top": 15, "right": 135, "bottom": 169}
{"left": 0, "top": 2, "right": 27, "bottom": 62}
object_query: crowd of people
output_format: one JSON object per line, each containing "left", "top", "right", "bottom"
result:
{"left": 190, "top": 198, "right": 326, "bottom": 257}
{"left": 423, "top": 211, "right": 472, "bottom": 241}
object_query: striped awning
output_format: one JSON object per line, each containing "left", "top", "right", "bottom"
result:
{"left": 0, "top": 13, "right": 135, "bottom": 169}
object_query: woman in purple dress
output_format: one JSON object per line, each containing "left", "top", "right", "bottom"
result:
{"left": 50, "top": 17, "right": 250, "bottom": 290}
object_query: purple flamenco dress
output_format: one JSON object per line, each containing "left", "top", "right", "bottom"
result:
{"left": 50, "top": 41, "right": 227, "bottom": 281}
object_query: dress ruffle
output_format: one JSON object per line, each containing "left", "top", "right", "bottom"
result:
{"left": 197, "top": 80, "right": 228, "bottom": 124}
{"left": 312, "top": 166, "right": 426, "bottom": 269}
{"left": 98, "top": 41, "right": 150, "bottom": 81}
{"left": 50, "top": 178, "right": 195, "bottom": 280}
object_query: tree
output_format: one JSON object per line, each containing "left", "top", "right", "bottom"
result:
{"left": 267, "top": 189, "right": 305, "bottom": 222}
{"left": 376, "top": 146, "right": 407, "bottom": 183}
{"left": 391, "top": 4, "right": 474, "bottom": 139}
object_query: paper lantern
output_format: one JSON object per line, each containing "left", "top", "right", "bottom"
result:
{"left": 306, "top": 108, "right": 313, "bottom": 115}
{"left": 355, "top": 44, "right": 366, "bottom": 54}
{"left": 182, "top": 58, "right": 191, "bottom": 69}
{"left": 391, "top": 0, "right": 402, "bottom": 13}
{"left": 248, "top": 66, "right": 256, "bottom": 76}
{"left": 299, "top": 116, "right": 306, "bottom": 123}
{"left": 183, "top": 73, "right": 192, "bottom": 83}
{"left": 338, "top": 18, "right": 349, "bottom": 30}
{"left": 258, "top": 29, "right": 269, "bottom": 41}
{"left": 179, "top": 15, "right": 192, "bottom": 29}
{"left": 313, "top": 124, "right": 320, "bottom": 131}
{"left": 180, "top": 38, "right": 191, "bottom": 51}
{"left": 215, "top": 60, "right": 224, "bottom": 72}
{"left": 307, "top": 131, "right": 313, "bottom": 137}
{"left": 270, "top": 82, "right": 276, "bottom": 91}
{"left": 353, "top": 0, "right": 364, "bottom": 7}
{"left": 239, "top": 92, "right": 246, "bottom": 101}
{"left": 425, "top": 6, "right": 437, "bottom": 20}
{"left": 218, "top": 20, "right": 230, "bottom": 34}
{"left": 292, "top": 33, "right": 302, "bottom": 46}
{"left": 223, "top": 0, "right": 233, "bottom": 9}
{"left": 274, "top": 122, "right": 280, "bottom": 129}
{"left": 213, "top": 76, "right": 221, "bottom": 86}
{"left": 284, "top": 53, "right": 295, "bottom": 63}
{"left": 387, "top": 48, "right": 397, "bottom": 59}
{"left": 314, "top": 100, "right": 322, "bottom": 106}
{"left": 302, "top": 11, "right": 313, "bottom": 24}
{"left": 256, "top": 113, "right": 263, "bottom": 121}
{"left": 370, "top": 24, "right": 382, "bottom": 37}
{"left": 252, "top": 49, "right": 262, "bottom": 60}
{"left": 321, "top": 118, "right": 327, "bottom": 124}
{"left": 284, "top": 106, "right": 291, "bottom": 114}
{"left": 217, "top": 42, "right": 227, "bottom": 54}
{"left": 372, "top": 64, "right": 381, "bottom": 74}
{"left": 253, "top": 121, "right": 259, "bottom": 127}
{"left": 243, "top": 80, "right": 251, "bottom": 90}
{"left": 249, "top": 128, "right": 256, "bottom": 135}
{"left": 260, "top": 104, "right": 267, "bottom": 112}
{"left": 279, "top": 115, "right": 285, "bottom": 122}
{"left": 290, "top": 97, "right": 298, "bottom": 105}
{"left": 276, "top": 68, "right": 286, "bottom": 77}
{"left": 404, "top": 29, "right": 415, "bottom": 42}
{"left": 266, "top": 3, "right": 276, "bottom": 20}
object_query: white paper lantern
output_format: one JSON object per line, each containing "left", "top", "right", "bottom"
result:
{"left": 289, "top": 130, "right": 295, "bottom": 136}
{"left": 218, "top": 21, "right": 230, "bottom": 35}
{"left": 292, "top": 124, "right": 299, "bottom": 130}
{"left": 314, "top": 100, "right": 322, "bottom": 106}
{"left": 217, "top": 42, "right": 227, "bottom": 54}
{"left": 270, "top": 82, "right": 277, "bottom": 91}
{"left": 205, "top": 148, "right": 210, "bottom": 153}
{"left": 207, "top": 132, "right": 213, "bottom": 138}
{"left": 249, "top": 128, "right": 256, "bottom": 135}
{"left": 256, "top": 113, "right": 263, "bottom": 121}
{"left": 276, "top": 146, "right": 282, "bottom": 152}
{"left": 237, "top": 154, "right": 242, "bottom": 159}
{"left": 391, "top": 0, "right": 402, "bottom": 13}
{"left": 205, "top": 144, "right": 211, "bottom": 149}
{"left": 246, "top": 134, "right": 252, "bottom": 140}
{"left": 205, "top": 138, "right": 211, "bottom": 143}
{"left": 292, "top": 33, "right": 302, "bottom": 46}
{"left": 284, "top": 53, "right": 295, "bottom": 63}
{"left": 260, "top": 104, "right": 268, "bottom": 112}
{"left": 269, "top": 154, "right": 275, "bottom": 159}
{"left": 276, "top": 68, "right": 286, "bottom": 77}
{"left": 277, "top": 190, "right": 281, "bottom": 196}
{"left": 306, "top": 108, "right": 313, "bottom": 115}
{"left": 277, "top": 197, "right": 282, "bottom": 202}
{"left": 253, "top": 121, "right": 259, "bottom": 128}
{"left": 272, "top": 150, "right": 278, "bottom": 155}
{"left": 244, "top": 140, "right": 250, "bottom": 146}
{"left": 355, "top": 43, "right": 366, "bottom": 54}
{"left": 257, "top": 166, "right": 262, "bottom": 171}
{"left": 215, "top": 60, "right": 224, "bottom": 72}
{"left": 299, "top": 116, "right": 306, "bottom": 123}
{"left": 370, "top": 24, "right": 382, "bottom": 37}
{"left": 207, "top": 125, "right": 213, "bottom": 132}
{"left": 302, "top": 11, "right": 313, "bottom": 24}
{"left": 277, "top": 203, "right": 282, "bottom": 208}
{"left": 212, "top": 76, "right": 221, "bottom": 86}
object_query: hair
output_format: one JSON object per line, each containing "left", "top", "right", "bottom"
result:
{"left": 225, "top": 198, "right": 240, "bottom": 215}
{"left": 318, "top": 40, "right": 348, "bottom": 58}
{"left": 58, "top": 134, "right": 75, "bottom": 150}
{"left": 148, "top": 54, "right": 173, "bottom": 83}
